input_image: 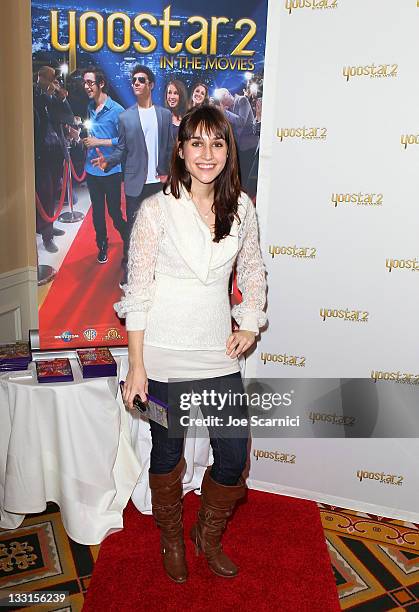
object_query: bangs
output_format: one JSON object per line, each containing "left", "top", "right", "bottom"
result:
{"left": 167, "top": 103, "right": 242, "bottom": 239}
{"left": 181, "top": 106, "right": 230, "bottom": 142}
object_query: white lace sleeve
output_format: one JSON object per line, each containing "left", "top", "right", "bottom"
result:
{"left": 113, "top": 195, "right": 162, "bottom": 330}
{"left": 231, "top": 196, "right": 267, "bottom": 333}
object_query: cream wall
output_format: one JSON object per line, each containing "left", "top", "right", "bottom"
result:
{"left": 0, "top": 0, "right": 38, "bottom": 341}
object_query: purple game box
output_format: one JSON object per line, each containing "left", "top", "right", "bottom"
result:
{"left": 76, "top": 347, "right": 117, "bottom": 378}
{"left": 36, "top": 358, "right": 74, "bottom": 383}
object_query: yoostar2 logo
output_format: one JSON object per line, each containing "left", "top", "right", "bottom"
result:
{"left": 276, "top": 127, "right": 327, "bottom": 141}
{"left": 285, "top": 0, "right": 338, "bottom": 14}
{"left": 343, "top": 63, "right": 397, "bottom": 81}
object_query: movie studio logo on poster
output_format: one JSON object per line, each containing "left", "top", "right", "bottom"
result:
{"left": 50, "top": 7, "right": 257, "bottom": 72}
{"left": 261, "top": 352, "right": 306, "bottom": 368}
{"left": 320, "top": 307, "right": 369, "bottom": 323}
{"left": 253, "top": 449, "right": 296, "bottom": 464}
{"left": 276, "top": 127, "right": 327, "bottom": 142}
{"left": 343, "top": 63, "right": 398, "bottom": 81}
{"left": 54, "top": 331, "right": 79, "bottom": 343}
{"left": 268, "top": 244, "right": 317, "bottom": 260}
{"left": 83, "top": 328, "right": 97, "bottom": 341}
{"left": 356, "top": 469, "right": 403, "bottom": 486}
{"left": 331, "top": 193, "right": 383, "bottom": 208}
{"left": 385, "top": 257, "right": 419, "bottom": 273}
{"left": 285, "top": 0, "right": 338, "bottom": 14}
{"left": 102, "top": 328, "right": 123, "bottom": 341}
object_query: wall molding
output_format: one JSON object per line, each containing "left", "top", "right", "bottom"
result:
{"left": 0, "top": 266, "right": 38, "bottom": 343}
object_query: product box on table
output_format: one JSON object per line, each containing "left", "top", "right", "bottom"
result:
{"left": 36, "top": 358, "right": 74, "bottom": 383}
{"left": 76, "top": 347, "right": 117, "bottom": 378}
{"left": 0, "top": 341, "right": 31, "bottom": 371}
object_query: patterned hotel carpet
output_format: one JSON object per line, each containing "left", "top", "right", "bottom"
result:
{"left": 319, "top": 504, "right": 419, "bottom": 611}
{"left": 0, "top": 503, "right": 98, "bottom": 611}
{"left": 1, "top": 502, "right": 418, "bottom": 611}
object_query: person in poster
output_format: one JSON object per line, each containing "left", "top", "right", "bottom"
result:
{"left": 189, "top": 82, "right": 210, "bottom": 108}
{"left": 217, "top": 87, "right": 259, "bottom": 190}
{"left": 82, "top": 66, "right": 128, "bottom": 265}
{"left": 33, "top": 66, "right": 71, "bottom": 253}
{"left": 91, "top": 65, "right": 173, "bottom": 285}
{"left": 31, "top": 0, "right": 267, "bottom": 350}
{"left": 165, "top": 79, "right": 189, "bottom": 137}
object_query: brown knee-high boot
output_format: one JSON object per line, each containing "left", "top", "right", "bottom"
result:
{"left": 149, "top": 457, "right": 187, "bottom": 583}
{"left": 190, "top": 467, "right": 246, "bottom": 578}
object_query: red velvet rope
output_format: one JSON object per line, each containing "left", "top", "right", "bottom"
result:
{"left": 70, "top": 156, "right": 87, "bottom": 183}
{"left": 69, "top": 163, "right": 74, "bottom": 210}
{"left": 35, "top": 161, "right": 68, "bottom": 223}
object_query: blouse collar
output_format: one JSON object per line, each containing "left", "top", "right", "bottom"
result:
{"left": 161, "top": 187, "right": 242, "bottom": 284}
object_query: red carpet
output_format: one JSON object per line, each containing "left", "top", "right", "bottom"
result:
{"left": 38, "top": 193, "right": 244, "bottom": 350}
{"left": 83, "top": 491, "right": 340, "bottom": 612}
{"left": 39, "top": 201, "right": 126, "bottom": 349}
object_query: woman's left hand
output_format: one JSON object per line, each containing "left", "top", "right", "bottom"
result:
{"left": 226, "top": 330, "right": 256, "bottom": 358}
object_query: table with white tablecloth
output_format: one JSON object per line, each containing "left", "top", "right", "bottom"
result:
{"left": 0, "top": 358, "right": 142, "bottom": 545}
{"left": 0, "top": 356, "right": 212, "bottom": 544}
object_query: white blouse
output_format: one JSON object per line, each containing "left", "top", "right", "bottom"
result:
{"left": 114, "top": 188, "right": 267, "bottom": 357}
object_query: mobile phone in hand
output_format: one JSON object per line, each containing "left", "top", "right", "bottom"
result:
{"left": 119, "top": 380, "right": 148, "bottom": 412}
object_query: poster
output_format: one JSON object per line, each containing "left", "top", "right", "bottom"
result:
{"left": 31, "top": 0, "right": 268, "bottom": 349}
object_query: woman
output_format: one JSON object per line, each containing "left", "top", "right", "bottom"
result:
{"left": 116, "top": 105, "right": 267, "bottom": 583}
{"left": 189, "top": 81, "right": 209, "bottom": 108}
{"left": 165, "top": 79, "right": 188, "bottom": 136}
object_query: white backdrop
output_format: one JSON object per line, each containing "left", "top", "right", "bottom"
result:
{"left": 246, "top": 0, "right": 419, "bottom": 521}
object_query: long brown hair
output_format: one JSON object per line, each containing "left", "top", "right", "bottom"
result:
{"left": 189, "top": 82, "right": 210, "bottom": 108}
{"left": 165, "top": 105, "right": 242, "bottom": 243}
{"left": 165, "top": 79, "right": 188, "bottom": 119}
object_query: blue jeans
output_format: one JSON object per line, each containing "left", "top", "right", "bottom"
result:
{"left": 148, "top": 372, "right": 249, "bottom": 486}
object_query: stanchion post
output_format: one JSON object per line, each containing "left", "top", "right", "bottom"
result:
{"left": 58, "top": 125, "right": 85, "bottom": 223}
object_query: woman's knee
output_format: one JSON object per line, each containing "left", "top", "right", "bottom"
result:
{"left": 150, "top": 445, "right": 183, "bottom": 474}
{"left": 211, "top": 438, "right": 248, "bottom": 484}
{"left": 149, "top": 422, "right": 184, "bottom": 474}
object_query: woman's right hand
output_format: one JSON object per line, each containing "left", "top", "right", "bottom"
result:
{"left": 122, "top": 365, "right": 148, "bottom": 411}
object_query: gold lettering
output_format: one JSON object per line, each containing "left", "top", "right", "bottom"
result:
{"left": 210, "top": 16, "right": 229, "bottom": 55}
{"left": 185, "top": 16, "right": 208, "bottom": 54}
{"left": 231, "top": 18, "right": 256, "bottom": 56}
{"left": 80, "top": 11, "right": 104, "bottom": 52}
{"left": 206, "top": 56, "right": 218, "bottom": 69}
{"left": 133, "top": 14, "right": 158, "bottom": 53}
{"left": 50, "top": 10, "right": 76, "bottom": 53}
{"left": 160, "top": 6, "right": 182, "bottom": 54}
{"left": 107, "top": 12, "right": 130, "bottom": 52}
